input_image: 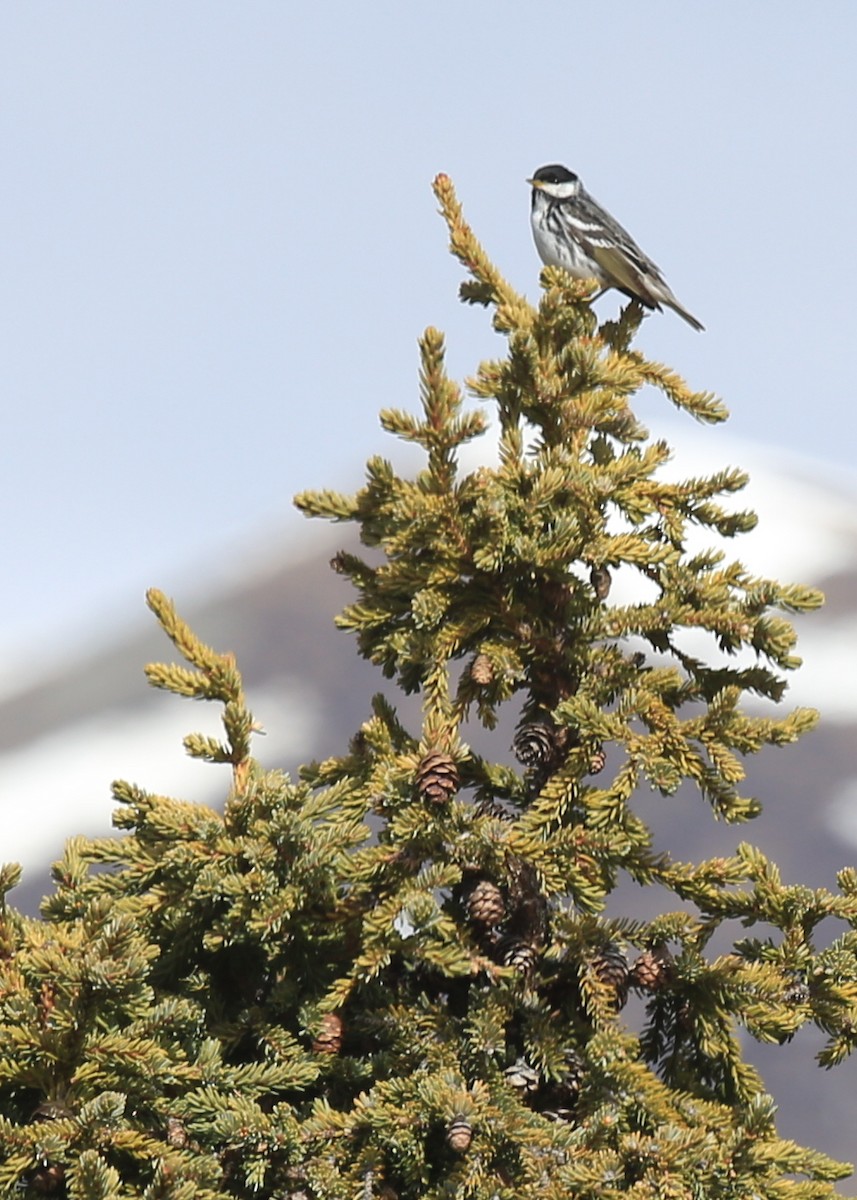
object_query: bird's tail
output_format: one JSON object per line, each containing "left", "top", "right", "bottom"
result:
{"left": 665, "top": 296, "right": 704, "bottom": 332}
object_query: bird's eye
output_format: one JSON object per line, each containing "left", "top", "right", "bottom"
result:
{"left": 542, "top": 168, "right": 576, "bottom": 185}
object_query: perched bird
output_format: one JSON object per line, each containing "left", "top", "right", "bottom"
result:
{"left": 528, "top": 164, "right": 703, "bottom": 331}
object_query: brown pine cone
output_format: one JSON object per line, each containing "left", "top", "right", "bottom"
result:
{"left": 473, "top": 795, "right": 513, "bottom": 821}
{"left": 588, "top": 745, "right": 607, "bottom": 774}
{"left": 165, "top": 1116, "right": 189, "bottom": 1148}
{"left": 592, "top": 943, "right": 630, "bottom": 1008}
{"left": 446, "top": 1114, "right": 473, "bottom": 1152}
{"left": 29, "top": 1165, "right": 65, "bottom": 1195}
{"left": 504, "top": 1058, "right": 540, "bottom": 1094}
{"left": 466, "top": 879, "right": 506, "bottom": 926}
{"left": 540, "top": 1047, "right": 584, "bottom": 1121}
{"left": 512, "top": 722, "right": 556, "bottom": 767}
{"left": 590, "top": 565, "right": 612, "bottom": 600}
{"left": 561, "top": 1047, "right": 585, "bottom": 1097}
{"left": 470, "top": 654, "right": 494, "bottom": 686}
{"left": 500, "top": 937, "right": 538, "bottom": 976}
{"left": 631, "top": 947, "right": 674, "bottom": 992}
{"left": 312, "top": 1012, "right": 344, "bottom": 1054}
{"left": 415, "top": 750, "right": 460, "bottom": 804}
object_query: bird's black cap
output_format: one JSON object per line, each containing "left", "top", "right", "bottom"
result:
{"left": 531, "top": 165, "right": 578, "bottom": 184}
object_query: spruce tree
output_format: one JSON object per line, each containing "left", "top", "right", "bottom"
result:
{"left": 1, "top": 173, "right": 855, "bottom": 1199}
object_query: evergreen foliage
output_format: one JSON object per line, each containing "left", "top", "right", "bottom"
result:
{"left": 0, "top": 174, "right": 855, "bottom": 1199}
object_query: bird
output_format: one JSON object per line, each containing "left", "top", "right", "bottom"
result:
{"left": 528, "top": 164, "right": 704, "bottom": 331}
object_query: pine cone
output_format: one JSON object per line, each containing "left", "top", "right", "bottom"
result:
{"left": 592, "top": 943, "right": 629, "bottom": 1008}
{"left": 561, "top": 1047, "right": 585, "bottom": 1099}
{"left": 631, "top": 947, "right": 674, "bottom": 992}
{"left": 500, "top": 937, "right": 538, "bottom": 976}
{"left": 29, "top": 1164, "right": 65, "bottom": 1195}
{"left": 473, "top": 795, "right": 513, "bottom": 821}
{"left": 470, "top": 654, "right": 493, "bottom": 686}
{"left": 466, "top": 879, "right": 505, "bottom": 926}
{"left": 415, "top": 750, "right": 460, "bottom": 804}
{"left": 165, "top": 1116, "right": 189, "bottom": 1148}
{"left": 588, "top": 745, "right": 607, "bottom": 774}
{"left": 540, "top": 1048, "right": 584, "bottom": 1121}
{"left": 504, "top": 1058, "right": 540, "bottom": 1094}
{"left": 512, "top": 722, "right": 556, "bottom": 768}
{"left": 312, "top": 1012, "right": 344, "bottom": 1054}
{"left": 783, "top": 977, "right": 810, "bottom": 1006}
{"left": 446, "top": 1114, "right": 473, "bottom": 1152}
{"left": 590, "top": 565, "right": 612, "bottom": 600}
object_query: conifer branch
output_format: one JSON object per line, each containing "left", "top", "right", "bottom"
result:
{"left": 144, "top": 588, "right": 258, "bottom": 791}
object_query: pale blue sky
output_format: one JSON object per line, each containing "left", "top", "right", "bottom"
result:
{"left": 1, "top": 3, "right": 855, "bottom": 665}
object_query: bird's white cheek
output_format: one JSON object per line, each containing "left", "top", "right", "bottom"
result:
{"left": 546, "top": 181, "right": 580, "bottom": 201}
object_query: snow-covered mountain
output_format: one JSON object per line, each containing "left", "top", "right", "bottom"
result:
{"left": 3, "top": 430, "right": 856, "bottom": 878}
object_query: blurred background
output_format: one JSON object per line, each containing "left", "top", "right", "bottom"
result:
{"left": 1, "top": 1, "right": 856, "bottom": 1177}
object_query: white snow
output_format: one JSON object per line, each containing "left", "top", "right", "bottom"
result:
{"left": 0, "top": 679, "right": 320, "bottom": 875}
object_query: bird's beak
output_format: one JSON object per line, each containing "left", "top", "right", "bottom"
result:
{"left": 527, "top": 177, "right": 540, "bottom": 188}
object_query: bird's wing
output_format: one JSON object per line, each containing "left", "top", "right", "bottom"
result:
{"left": 591, "top": 244, "right": 661, "bottom": 309}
